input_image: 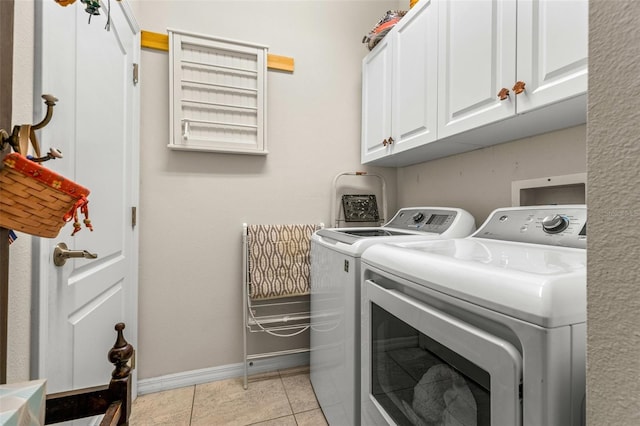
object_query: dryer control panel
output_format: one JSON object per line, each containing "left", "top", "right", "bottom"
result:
{"left": 473, "top": 205, "right": 587, "bottom": 248}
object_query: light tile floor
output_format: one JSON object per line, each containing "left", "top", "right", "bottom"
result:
{"left": 129, "top": 366, "right": 328, "bottom": 426}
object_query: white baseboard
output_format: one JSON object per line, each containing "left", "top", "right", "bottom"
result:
{"left": 137, "top": 352, "right": 310, "bottom": 396}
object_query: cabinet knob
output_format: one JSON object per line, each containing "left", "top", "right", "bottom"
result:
{"left": 497, "top": 88, "right": 510, "bottom": 100}
{"left": 382, "top": 138, "right": 388, "bottom": 146}
{"left": 388, "top": 136, "right": 394, "bottom": 145}
{"left": 513, "top": 81, "right": 526, "bottom": 94}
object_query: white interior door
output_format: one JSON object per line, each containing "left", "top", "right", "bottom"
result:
{"left": 33, "top": 0, "right": 139, "bottom": 393}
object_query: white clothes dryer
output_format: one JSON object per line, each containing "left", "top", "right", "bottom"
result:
{"left": 360, "top": 205, "right": 587, "bottom": 426}
{"left": 310, "top": 207, "right": 476, "bottom": 426}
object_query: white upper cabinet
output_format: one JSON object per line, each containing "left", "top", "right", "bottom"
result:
{"left": 362, "top": 0, "right": 438, "bottom": 164}
{"left": 362, "top": 35, "right": 393, "bottom": 163}
{"left": 437, "top": 0, "right": 517, "bottom": 138}
{"left": 391, "top": 0, "right": 438, "bottom": 154}
{"left": 361, "top": 0, "right": 588, "bottom": 166}
{"left": 438, "top": 0, "right": 588, "bottom": 139}
{"left": 516, "top": 0, "right": 588, "bottom": 113}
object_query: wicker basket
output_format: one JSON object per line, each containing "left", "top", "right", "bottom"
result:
{"left": 0, "top": 153, "right": 91, "bottom": 238}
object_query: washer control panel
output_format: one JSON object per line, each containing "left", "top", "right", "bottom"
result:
{"left": 386, "top": 208, "right": 457, "bottom": 233}
{"left": 474, "top": 205, "right": 586, "bottom": 248}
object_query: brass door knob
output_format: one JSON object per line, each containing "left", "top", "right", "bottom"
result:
{"left": 382, "top": 138, "right": 388, "bottom": 147}
{"left": 513, "top": 81, "right": 526, "bottom": 94}
{"left": 388, "top": 137, "right": 394, "bottom": 145}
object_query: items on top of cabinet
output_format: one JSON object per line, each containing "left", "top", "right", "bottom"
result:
{"left": 168, "top": 29, "right": 268, "bottom": 155}
{"left": 362, "top": 10, "right": 407, "bottom": 50}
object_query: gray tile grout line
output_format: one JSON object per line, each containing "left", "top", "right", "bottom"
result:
{"left": 278, "top": 370, "right": 299, "bottom": 425}
{"left": 279, "top": 369, "right": 327, "bottom": 425}
{"left": 245, "top": 413, "right": 296, "bottom": 426}
{"left": 237, "top": 371, "right": 299, "bottom": 426}
{"left": 189, "top": 384, "right": 196, "bottom": 425}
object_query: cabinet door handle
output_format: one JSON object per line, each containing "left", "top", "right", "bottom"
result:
{"left": 388, "top": 136, "right": 394, "bottom": 145}
{"left": 382, "top": 138, "right": 388, "bottom": 146}
{"left": 497, "top": 88, "right": 510, "bottom": 100}
{"left": 513, "top": 81, "right": 526, "bottom": 94}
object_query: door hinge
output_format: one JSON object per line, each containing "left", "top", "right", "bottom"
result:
{"left": 131, "top": 206, "right": 137, "bottom": 228}
{"left": 133, "top": 63, "right": 139, "bottom": 85}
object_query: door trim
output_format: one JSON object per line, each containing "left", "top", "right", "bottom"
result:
{"left": 0, "top": 0, "right": 14, "bottom": 385}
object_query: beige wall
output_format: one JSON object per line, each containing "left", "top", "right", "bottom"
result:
{"left": 587, "top": 1, "right": 640, "bottom": 424}
{"left": 130, "top": 0, "right": 399, "bottom": 379}
{"left": 397, "top": 125, "right": 587, "bottom": 225}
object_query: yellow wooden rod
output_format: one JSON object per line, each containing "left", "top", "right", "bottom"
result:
{"left": 141, "top": 30, "right": 169, "bottom": 51}
{"left": 141, "top": 30, "right": 294, "bottom": 73}
{"left": 266, "top": 54, "right": 294, "bottom": 73}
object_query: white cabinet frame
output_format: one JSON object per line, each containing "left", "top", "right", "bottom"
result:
{"left": 168, "top": 29, "right": 268, "bottom": 155}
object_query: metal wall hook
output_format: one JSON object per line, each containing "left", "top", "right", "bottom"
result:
{"left": 1, "top": 94, "right": 58, "bottom": 155}
{"left": 32, "top": 94, "right": 59, "bottom": 130}
{"left": 30, "top": 147, "right": 64, "bottom": 163}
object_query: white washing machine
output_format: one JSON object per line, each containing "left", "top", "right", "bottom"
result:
{"left": 360, "top": 205, "right": 587, "bottom": 426}
{"left": 310, "top": 207, "right": 476, "bottom": 426}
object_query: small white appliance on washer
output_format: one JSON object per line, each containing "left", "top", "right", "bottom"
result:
{"left": 310, "top": 207, "right": 476, "bottom": 426}
{"left": 360, "top": 205, "right": 587, "bottom": 426}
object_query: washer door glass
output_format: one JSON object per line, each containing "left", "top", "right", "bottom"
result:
{"left": 364, "top": 280, "right": 522, "bottom": 426}
{"left": 372, "top": 303, "right": 490, "bottom": 425}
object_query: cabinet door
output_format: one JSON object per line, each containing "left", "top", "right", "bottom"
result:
{"left": 169, "top": 30, "right": 268, "bottom": 154}
{"left": 437, "top": 0, "right": 517, "bottom": 139}
{"left": 516, "top": 0, "right": 588, "bottom": 113}
{"left": 361, "top": 36, "right": 392, "bottom": 164}
{"left": 391, "top": 0, "right": 438, "bottom": 154}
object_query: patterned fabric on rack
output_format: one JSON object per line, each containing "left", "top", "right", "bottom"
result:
{"left": 247, "top": 224, "right": 320, "bottom": 300}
